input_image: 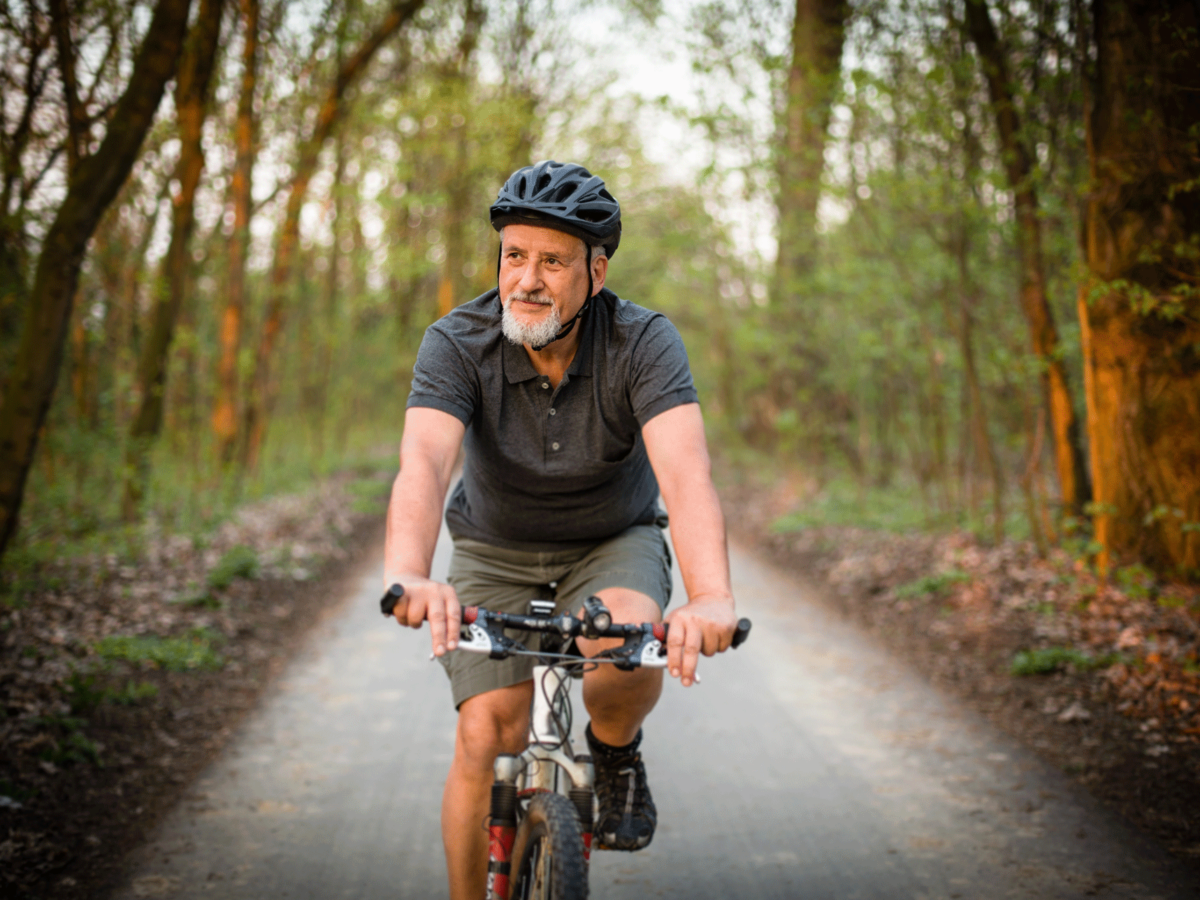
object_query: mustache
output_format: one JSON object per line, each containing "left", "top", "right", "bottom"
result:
{"left": 507, "top": 289, "right": 553, "bottom": 306}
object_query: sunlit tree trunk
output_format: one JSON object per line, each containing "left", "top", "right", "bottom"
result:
{"left": 773, "top": 0, "right": 849, "bottom": 302}
{"left": 437, "top": 0, "right": 484, "bottom": 318}
{"left": 0, "top": 0, "right": 193, "bottom": 560}
{"left": 212, "top": 0, "right": 259, "bottom": 465}
{"left": 1079, "top": 0, "right": 1200, "bottom": 575}
{"left": 122, "top": 0, "right": 226, "bottom": 519}
{"left": 242, "top": 0, "right": 426, "bottom": 470}
{"left": 964, "top": 0, "right": 1091, "bottom": 515}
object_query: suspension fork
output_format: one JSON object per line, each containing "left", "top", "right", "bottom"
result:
{"left": 486, "top": 755, "right": 522, "bottom": 900}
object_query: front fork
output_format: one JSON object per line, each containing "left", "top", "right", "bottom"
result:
{"left": 485, "top": 752, "right": 595, "bottom": 900}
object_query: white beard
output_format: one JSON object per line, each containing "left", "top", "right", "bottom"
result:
{"left": 502, "top": 290, "right": 562, "bottom": 347}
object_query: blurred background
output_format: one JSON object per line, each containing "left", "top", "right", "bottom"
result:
{"left": 2, "top": 0, "right": 1197, "bottom": 580}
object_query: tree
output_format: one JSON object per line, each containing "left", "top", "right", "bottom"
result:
{"left": 241, "top": 0, "right": 427, "bottom": 469}
{"left": 774, "top": 0, "right": 850, "bottom": 301}
{"left": 123, "top": 0, "right": 228, "bottom": 518}
{"left": 1078, "top": 0, "right": 1200, "bottom": 575}
{"left": 963, "top": 0, "right": 1090, "bottom": 515}
{"left": 0, "top": 0, "right": 194, "bottom": 560}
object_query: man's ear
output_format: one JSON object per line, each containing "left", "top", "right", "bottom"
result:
{"left": 591, "top": 254, "right": 608, "bottom": 296}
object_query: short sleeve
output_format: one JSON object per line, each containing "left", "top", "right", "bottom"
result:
{"left": 628, "top": 316, "right": 699, "bottom": 425}
{"left": 406, "top": 325, "right": 477, "bottom": 425}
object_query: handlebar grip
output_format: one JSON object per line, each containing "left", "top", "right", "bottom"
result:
{"left": 380, "top": 583, "right": 405, "bottom": 617}
{"left": 731, "top": 618, "right": 752, "bottom": 649}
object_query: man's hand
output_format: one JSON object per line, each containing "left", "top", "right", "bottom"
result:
{"left": 663, "top": 594, "right": 738, "bottom": 687}
{"left": 384, "top": 576, "right": 462, "bottom": 658}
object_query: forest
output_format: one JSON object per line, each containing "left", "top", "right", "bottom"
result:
{"left": 1, "top": 0, "right": 1198, "bottom": 585}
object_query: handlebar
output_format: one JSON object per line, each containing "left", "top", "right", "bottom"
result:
{"left": 380, "top": 584, "right": 751, "bottom": 669}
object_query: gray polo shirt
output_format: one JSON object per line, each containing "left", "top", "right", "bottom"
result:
{"left": 406, "top": 287, "right": 698, "bottom": 550}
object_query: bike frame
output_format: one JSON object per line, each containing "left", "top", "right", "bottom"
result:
{"left": 486, "top": 662, "right": 595, "bottom": 900}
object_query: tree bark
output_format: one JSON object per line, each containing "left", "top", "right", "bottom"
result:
{"left": 964, "top": 0, "right": 1091, "bottom": 514}
{"left": 242, "top": 0, "right": 426, "bottom": 470}
{"left": 122, "top": 0, "right": 226, "bottom": 519}
{"left": 0, "top": 0, "right": 193, "bottom": 560}
{"left": 1079, "top": 0, "right": 1200, "bottom": 575}
{"left": 773, "top": 0, "right": 849, "bottom": 302}
{"left": 212, "top": 0, "right": 260, "bottom": 464}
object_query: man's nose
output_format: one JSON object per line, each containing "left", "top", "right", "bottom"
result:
{"left": 517, "top": 261, "right": 544, "bottom": 292}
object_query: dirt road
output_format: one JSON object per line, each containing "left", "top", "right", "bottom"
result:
{"left": 110, "top": 531, "right": 1199, "bottom": 899}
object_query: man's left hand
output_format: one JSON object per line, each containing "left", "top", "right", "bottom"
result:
{"left": 663, "top": 595, "right": 738, "bottom": 687}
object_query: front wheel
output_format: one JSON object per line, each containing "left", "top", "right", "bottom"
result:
{"left": 509, "top": 792, "right": 589, "bottom": 900}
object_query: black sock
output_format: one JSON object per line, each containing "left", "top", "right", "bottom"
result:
{"left": 585, "top": 722, "right": 642, "bottom": 757}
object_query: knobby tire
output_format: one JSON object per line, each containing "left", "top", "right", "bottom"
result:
{"left": 509, "top": 792, "right": 589, "bottom": 900}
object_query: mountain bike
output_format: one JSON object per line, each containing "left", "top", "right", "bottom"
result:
{"left": 381, "top": 586, "right": 750, "bottom": 900}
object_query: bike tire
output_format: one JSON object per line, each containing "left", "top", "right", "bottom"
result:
{"left": 508, "top": 791, "right": 589, "bottom": 900}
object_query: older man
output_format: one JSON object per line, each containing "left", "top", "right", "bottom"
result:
{"left": 383, "top": 160, "right": 738, "bottom": 900}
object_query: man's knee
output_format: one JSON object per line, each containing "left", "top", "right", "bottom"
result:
{"left": 592, "top": 587, "right": 661, "bottom": 624}
{"left": 454, "top": 683, "right": 531, "bottom": 772}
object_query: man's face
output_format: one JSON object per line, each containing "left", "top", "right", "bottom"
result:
{"left": 498, "top": 224, "right": 603, "bottom": 348}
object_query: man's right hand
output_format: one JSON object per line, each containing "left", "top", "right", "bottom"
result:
{"left": 384, "top": 576, "right": 462, "bottom": 658}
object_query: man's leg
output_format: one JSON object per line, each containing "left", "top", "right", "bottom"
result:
{"left": 443, "top": 681, "right": 533, "bottom": 900}
{"left": 576, "top": 587, "right": 664, "bottom": 745}
{"left": 576, "top": 587, "right": 663, "bottom": 850}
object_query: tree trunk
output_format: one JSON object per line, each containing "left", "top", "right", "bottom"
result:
{"left": 212, "top": 0, "right": 259, "bottom": 465}
{"left": 122, "top": 0, "right": 226, "bottom": 519}
{"left": 773, "top": 0, "right": 849, "bottom": 302}
{"left": 1079, "top": 0, "right": 1200, "bottom": 575}
{"left": 242, "top": 0, "right": 426, "bottom": 470}
{"left": 964, "top": 0, "right": 1091, "bottom": 514}
{"left": 0, "top": 0, "right": 193, "bottom": 560}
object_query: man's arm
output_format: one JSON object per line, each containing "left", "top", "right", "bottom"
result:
{"left": 384, "top": 406, "right": 467, "bottom": 657}
{"left": 642, "top": 402, "right": 738, "bottom": 687}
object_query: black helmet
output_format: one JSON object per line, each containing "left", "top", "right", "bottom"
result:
{"left": 490, "top": 160, "right": 622, "bottom": 258}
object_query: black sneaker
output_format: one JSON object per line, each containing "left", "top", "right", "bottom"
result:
{"left": 586, "top": 723, "right": 656, "bottom": 851}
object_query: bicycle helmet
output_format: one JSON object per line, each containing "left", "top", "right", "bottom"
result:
{"left": 490, "top": 160, "right": 622, "bottom": 258}
{"left": 490, "top": 161, "right": 622, "bottom": 350}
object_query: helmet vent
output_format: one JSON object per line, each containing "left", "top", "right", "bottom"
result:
{"left": 552, "top": 184, "right": 576, "bottom": 204}
{"left": 535, "top": 172, "right": 553, "bottom": 195}
{"left": 516, "top": 176, "right": 529, "bottom": 198}
{"left": 599, "top": 189, "right": 615, "bottom": 202}
{"left": 576, "top": 207, "right": 609, "bottom": 223}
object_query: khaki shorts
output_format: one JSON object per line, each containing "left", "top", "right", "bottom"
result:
{"left": 441, "top": 524, "right": 673, "bottom": 708}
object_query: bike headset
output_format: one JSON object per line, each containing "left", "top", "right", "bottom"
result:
{"left": 489, "top": 160, "right": 622, "bottom": 351}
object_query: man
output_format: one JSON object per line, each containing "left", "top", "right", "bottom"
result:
{"left": 383, "top": 160, "right": 738, "bottom": 899}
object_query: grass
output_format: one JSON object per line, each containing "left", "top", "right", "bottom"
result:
{"left": 894, "top": 568, "right": 972, "bottom": 599}
{"left": 94, "top": 627, "right": 224, "bottom": 672}
{"left": 206, "top": 545, "right": 259, "bottom": 591}
{"left": 1010, "top": 646, "right": 1117, "bottom": 676}
{"left": 767, "top": 475, "right": 1034, "bottom": 541}
{"left": 1, "top": 412, "right": 398, "bottom": 608}
{"left": 66, "top": 668, "right": 159, "bottom": 714}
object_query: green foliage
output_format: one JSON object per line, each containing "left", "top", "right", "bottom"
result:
{"left": 94, "top": 628, "right": 224, "bottom": 672}
{"left": 31, "top": 714, "right": 102, "bottom": 766}
{"left": 895, "top": 568, "right": 972, "bottom": 600}
{"left": 109, "top": 679, "right": 160, "bottom": 705}
{"left": 206, "top": 545, "right": 259, "bottom": 591}
{"left": 1010, "top": 647, "right": 1115, "bottom": 677}
{"left": 769, "top": 477, "right": 935, "bottom": 534}
{"left": 66, "top": 666, "right": 159, "bottom": 713}
{"left": 1115, "top": 563, "right": 1157, "bottom": 601}
{"left": 347, "top": 478, "right": 389, "bottom": 515}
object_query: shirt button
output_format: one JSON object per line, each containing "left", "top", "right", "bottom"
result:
{"left": 552, "top": 442, "right": 561, "bottom": 451}
{"left": 541, "top": 382, "right": 549, "bottom": 390}
{"left": 549, "top": 408, "right": 556, "bottom": 416}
